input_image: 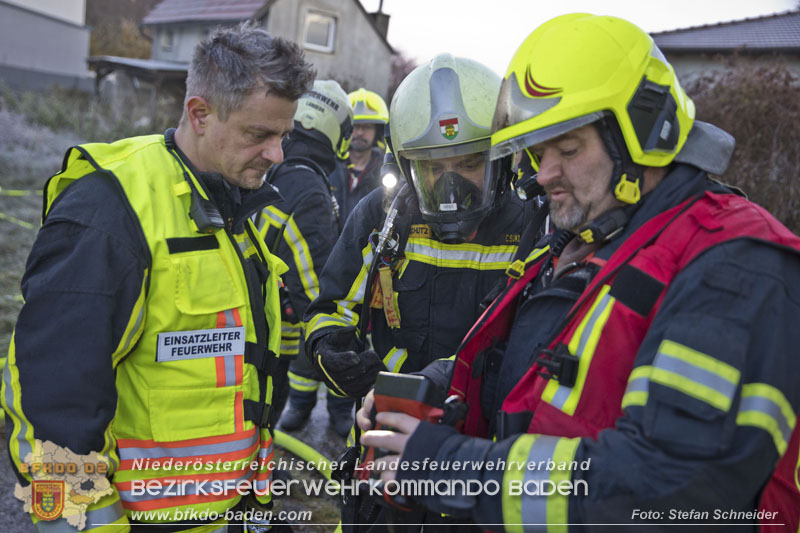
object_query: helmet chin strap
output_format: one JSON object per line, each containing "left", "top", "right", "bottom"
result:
{"left": 576, "top": 118, "right": 646, "bottom": 244}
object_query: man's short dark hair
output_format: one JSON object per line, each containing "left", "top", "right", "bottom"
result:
{"left": 185, "top": 21, "right": 316, "bottom": 121}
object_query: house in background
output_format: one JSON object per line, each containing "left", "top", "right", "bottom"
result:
{"left": 652, "top": 10, "right": 800, "bottom": 83}
{"left": 142, "top": 0, "right": 393, "bottom": 97}
{"left": 0, "top": 0, "right": 92, "bottom": 91}
{"left": 90, "top": 0, "right": 393, "bottom": 127}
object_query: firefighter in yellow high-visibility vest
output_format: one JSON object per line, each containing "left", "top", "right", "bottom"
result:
{"left": 2, "top": 23, "right": 314, "bottom": 532}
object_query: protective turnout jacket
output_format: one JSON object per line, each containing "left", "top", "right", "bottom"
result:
{"left": 398, "top": 166, "right": 800, "bottom": 532}
{"left": 305, "top": 186, "right": 526, "bottom": 378}
{"left": 256, "top": 131, "right": 340, "bottom": 363}
{"left": 3, "top": 132, "right": 286, "bottom": 531}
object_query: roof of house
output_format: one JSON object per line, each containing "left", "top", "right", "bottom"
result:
{"left": 89, "top": 56, "right": 188, "bottom": 74}
{"left": 142, "top": 0, "right": 270, "bottom": 25}
{"left": 652, "top": 10, "right": 800, "bottom": 54}
{"left": 141, "top": 0, "right": 392, "bottom": 53}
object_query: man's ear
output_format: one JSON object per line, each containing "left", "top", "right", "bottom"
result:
{"left": 185, "top": 96, "right": 212, "bottom": 134}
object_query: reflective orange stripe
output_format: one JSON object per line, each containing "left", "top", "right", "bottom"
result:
{"left": 255, "top": 437, "right": 274, "bottom": 481}
{"left": 214, "top": 309, "right": 245, "bottom": 387}
{"left": 117, "top": 427, "right": 256, "bottom": 449}
{"left": 215, "top": 356, "right": 227, "bottom": 387}
{"left": 118, "top": 437, "right": 258, "bottom": 472}
{"left": 120, "top": 470, "right": 256, "bottom": 512}
{"left": 116, "top": 467, "right": 252, "bottom": 492}
{"left": 117, "top": 427, "right": 258, "bottom": 471}
{"left": 235, "top": 354, "right": 243, "bottom": 386}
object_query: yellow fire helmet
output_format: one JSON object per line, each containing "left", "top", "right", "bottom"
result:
{"left": 347, "top": 88, "right": 389, "bottom": 155}
{"left": 491, "top": 13, "right": 695, "bottom": 205}
{"left": 349, "top": 88, "right": 389, "bottom": 125}
{"left": 294, "top": 79, "right": 354, "bottom": 155}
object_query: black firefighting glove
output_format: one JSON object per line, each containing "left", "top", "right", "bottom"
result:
{"left": 313, "top": 327, "right": 385, "bottom": 398}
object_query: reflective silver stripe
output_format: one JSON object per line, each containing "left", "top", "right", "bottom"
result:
{"left": 339, "top": 248, "right": 374, "bottom": 323}
{"left": 281, "top": 322, "right": 301, "bottom": 356}
{"left": 3, "top": 353, "right": 33, "bottom": 475}
{"left": 257, "top": 206, "right": 288, "bottom": 234}
{"left": 382, "top": 347, "right": 408, "bottom": 373}
{"left": 287, "top": 371, "right": 317, "bottom": 385}
{"left": 116, "top": 297, "right": 145, "bottom": 360}
{"left": 283, "top": 217, "right": 318, "bottom": 300}
{"left": 309, "top": 315, "right": 352, "bottom": 332}
{"left": 550, "top": 292, "right": 613, "bottom": 409}
{"left": 263, "top": 207, "right": 290, "bottom": 226}
{"left": 255, "top": 213, "right": 267, "bottom": 232}
{"left": 220, "top": 309, "right": 239, "bottom": 386}
{"left": 740, "top": 394, "right": 793, "bottom": 446}
{"left": 223, "top": 356, "right": 237, "bottom": 386}
{"left": 282, "top": 323, "right": 302, "bottom": 336}
{"left": 520, "top": 435, "right": 561, "bottom": 531}
{"left": 37, "top": 498, "right": 126, "bottom": 531}
{"left": 280, "top": 339, "right": 300, "bottom": 354}
{"left": 621, "top": 367, "right": 652, "bottom": 409}
{"left": 289, "top": 373, "right": 319, "bottom": 392}
{"left": 654, "top": 352, "right": 738, "bottom": 406}
{"left": 104, "top": 424, "right": 120, "bottom": 474}
{"left": 308, "top": 247, "right": 372, "bottom": 334}
{"left": 405, "top": 240, "right": 515, "bottom": 268}
{"left": 118, "top": 432, "right": 258, "bottom": 462}
{"left": 259, "top": 442, "right": 273, "bottom": 460}
{"left": 625, "top": 375, "right": 649, "bottom": 395}
{"left": 255, "top": 439, "right": 274, "bottom": 492}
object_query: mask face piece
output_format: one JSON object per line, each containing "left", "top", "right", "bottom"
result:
{"left": 430, "top": 172, "right": 483, "bottom": 213}
{"left": 406, "top": 149, "right": 493, "bottom": 217}
{"left": 403, "top": 147, "right": 497, "bottom": 243}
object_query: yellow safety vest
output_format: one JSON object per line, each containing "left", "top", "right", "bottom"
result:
{"left": 45, "top": 134, "right": 286, "bottom": 523}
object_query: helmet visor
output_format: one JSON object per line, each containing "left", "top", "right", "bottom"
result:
{"left": 405, "top": 146, "right": 495, "bottom": 219}
{"left": 490, "top": 112, "right": 605, "bottom": 161}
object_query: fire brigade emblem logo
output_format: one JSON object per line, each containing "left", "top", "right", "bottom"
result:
{"left": 524, "top": 66, "right": 561, "bottom": 98}
{"left": 32, "top": 480, "right": 65, "bottom": 521}
{"left": 439, "top": 118, "right": 459, "bottom": 140}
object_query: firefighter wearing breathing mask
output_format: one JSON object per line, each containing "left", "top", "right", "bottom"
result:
{"left": 304, "top": 53, "right": 544, "bottom": 414}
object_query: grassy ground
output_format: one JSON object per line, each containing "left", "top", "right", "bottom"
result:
{"left": 0, "top": 109, "right": 84, "bottom": 358}
{"left": 0, "top": 108, "right": 83, "bottom": 533}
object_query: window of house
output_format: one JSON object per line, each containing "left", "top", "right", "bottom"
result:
{"left": 303, "top": 11, "right": 336, "bottom": 53}
{"left": 161, "top": 28, "right": 175, "bottom": 52}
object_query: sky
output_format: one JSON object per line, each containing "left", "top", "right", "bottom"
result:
{"left": 358, "top": 0, "right": 798, "bottom": 76}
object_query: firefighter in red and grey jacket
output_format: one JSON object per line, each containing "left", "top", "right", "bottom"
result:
{"left": 360, "top": 14, "right": 800, "bottom": 531}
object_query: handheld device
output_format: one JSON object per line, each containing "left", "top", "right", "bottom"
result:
{"left": 358, "top": 372, "right": 447, "bottom": 509}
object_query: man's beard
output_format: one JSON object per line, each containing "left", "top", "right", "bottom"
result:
{"left": 549, "top": 197, "right": 588, "bottom": 231}
{"left": 350, "top": 137, "right": 370, "bottom": 152}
